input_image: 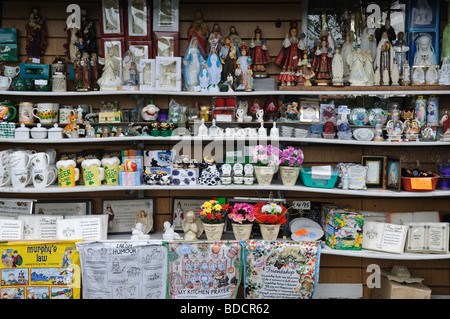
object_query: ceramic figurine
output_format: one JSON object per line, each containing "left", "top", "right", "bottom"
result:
{"left": 402, "top": 60, "right": 411, "bottom": 85}
{"left": 375, "top": 18, "right": 396, "bottom": 45}
{"left": 361, "top": 23, "right": 377, "bottom": 62}
{"left": 198, "top": 63, "right": 210, "bottom": 92}
{"left": 183, "top": 36, "right": 206, "bottom": 92}
{"left": 332, "top": 47, "right": 344, "bottom": 86}
{"left": 130, "top": 222, "right": 150, "bottom": 240}
{"left": 376, "top": 30, "right": 393, "bottom": 85}
{"left": 220, "top": 37, "right": 237, "bottom": 85}
{"left": 391, "top": 59, "right": 400, "bottom": 85}
{"left": 383, "top": 67, "right": 390, "bottom": 86}
{"left": 374, "top": 67, "right": 381, "bottom": 85}
{"left": 243, "top": 67, "right": 254, "bottom": 91}
{"left": 300, "top": 53, "right": 315, "bottom": 87}
{"left": 25, "top": 7, "right": 47, "bottom": 61}
{"left": 73, "top": 52, "right": 83, "bottom": 90}
{"left": 312, "top": 35, "right": 333, "bottom": 85}
{"left": 364, "top": 50, "right": 375, "bottom": 86}
{"left": 206, "top": 46, "right": 222, "bottom": 92}
{"left": 274, "top": 21, "right": 305, "bottom": 71}
{"left": 187, "top": 10, "right": 209, "bottom": 58}
{"left": 97, "top": 54, "right": 121, "bottom": 91}
{"left": 249, "top": 26, "right": 272, "bottom": 76}
{"left": 80, "top": 52, "right": 91, "bottom": 91}
{"left": 89, "top": 53, "right": 102, "bottom": 91}
{"left": 162, "top": 221, "right": 183, "bottom": 240}
{"left": 236, "top": 44, "right": 252, "bottom": 82}
{"left": 141, "top": 100, "right": 159, "bottom": 121}
{"left": 439, "top": 110, "right": 450, "bottom": 141}
{"left": 341, "top": 32, "right": 355, "bottom": 82}
{"left": 208, "top": 23, "right": 224, "bottom": 54}
{"left": 226, "top": 73, "right": 234, "bottom": 92}
{"left": 228, "top": 26, "right": 243, "bottom": 57}
{"left": 182, "top": 210, "right": 204, "bottom": 240}
{"left": 256, "top": 109, "right": 264, "bottom": 122}
{"left": 393, "top": 32, "right": 410, "bottom": 77}
{"left": 347, "top": 48, "right": 367, "bottom": 86}
{"left": 122, "top": 50, "right": 138, "bottom": 86}
{"left": 413, "top": 34, "right": 437, "bottom": 66}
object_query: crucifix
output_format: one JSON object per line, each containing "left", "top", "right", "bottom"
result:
{"left": 338, "top": 105, "right": 350, "bottom": 122}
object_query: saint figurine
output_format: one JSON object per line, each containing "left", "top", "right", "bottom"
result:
{"left": 90, "top": 52, "right": 102, "bottom": 91}
{"left": 229, "top": 26, "right": 243, "bottom": 57}
{"left": 341, "top": 32, "right": 355, "bottom": 82}
{"left": 199, "top": 63, "right": 210, "bottom": 92}
{"left": 187, "top": 10, "right": 209, "bottom": 59}
{"left": 249, "top": 26, "right": 272, "bottom": 75}
{"left": 236, "top": 43, "right": 252, "bottom": 77}
{"left": 393, "top": 32, "right": 410, "bottom": 76}
{"left": 312, "top": 35, "right": 333, "bottom": 84}
{"left": 332, "top": 47, "right": 344, "bottom": 85}
{"left": 73, "top": 52, "right": 83, "bottom": 90}
{"left": 299, "top": 53, "right": 315, "bottom": 87}
{"left": 80, "top": 8, "right": 97, "bottom": 55}
{"left": 206, "top": 45, "right": 222, "bottom": 92}
{"left": 220, "top": 37, "right": 237, "bottom": 85}
{"left": 274, "top": 21, "right": 306, "bottom": 71}
{"left": 363, "top": 50, "right": 375, "bottom": 86}
{"left": 81, "top": 52, "right": 91, "bottom": 91}
{"left": 361, "top": 22, "right": 377, "bottom": 62}
{"left": 25, "top": 7, "right": 47, "bottom": 61}
{"left": 208, "top": 23, "right": 224, "bottom": 54}
{"left": 376, "top": 31, "right": 393, "bottom": 85}
{"left": 375, "top": 17, "right": 396, "bottom": 45}
{"left": 122, "top": 50, "right": 138, "bottom": 86}
{"left": 413, "top": 34, "right": 437, "bottom": 66}
{"left": 183, "top": 36, "right": 206, "bottom": 91}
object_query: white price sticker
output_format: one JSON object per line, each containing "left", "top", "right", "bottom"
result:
{"left": 292, "top": 201, "right": 311, "bottom": 210}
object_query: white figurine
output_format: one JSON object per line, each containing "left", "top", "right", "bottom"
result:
{"left": 413, "top": 34, "right": 437, "bottom": 66}
{"left": 130, "top": 222, "right": 151, "bottom": 240}
{"left": 97, "top": 54, "right": 121, "bottom": 91}
{"left": 391, "top": 59, "right": 400, "bottom": 85}
{"left": 341, "top": 32, "right": 355, "bottom": 82}
{"left": 383, "top": 67, "right": 390, "bottom": 86}
{"left": 236, "top": 108, "right": 244, "bottom": 122}
{"left": 363, "top": 50, "right": 375, "bottom": 86}
{"left": 332, "top": 47, "right": 344, "bottom": 85}
{"left": 182, "top": 210, "right": 204, "bottom": 240}
{"left": 376, "top": 31, "right": 393, "bottom": 84}
{"left": 162, "top": 221, "right": 183, "bottom": 240}
{"left": 440, "top": 57, "right": 450, "bottom": 85}
{"left": 374, "top": 67, "right": 381, "bottom": 85}
{"left": 256, "top": 109, "right": 264, "bottom": 122}
{"left": 402, "top": 60, "right": 411, "bottom": 85}
{"left": 347, "top": 48, "right": 368, "bottom": 86}
{"left": 361, "top": 25, "right": 377, "bottom": 62}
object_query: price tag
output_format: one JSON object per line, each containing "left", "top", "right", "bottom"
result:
{"left": 292, "top": 201, "right": 311, "bottom": 210}
{"left": 35, "top": 79, "right": 48, "bottom": 85}
{"left": 410, "top": 178, "right": 433, "bottom": 190}
{"left": 294, "top": 228, "right": 308, "bottom": 236}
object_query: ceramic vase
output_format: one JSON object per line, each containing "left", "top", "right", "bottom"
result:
{"left": 254, "top": 166, "right": 275, "bottom": 186}
{"left": 259, "top": 224, "right": 281, "bottom": 241}
{"left": 202, "top": 222, "right": 225, "bottom": 241}
{"left": 232, "top": 223, "right": 253, "bottom": 240}
{"left": 280, "top": 166, "right": 300, "bottom": 186}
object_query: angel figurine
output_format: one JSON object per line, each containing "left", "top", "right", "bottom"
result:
{"left": 182, "top": 210, "right": 204, "bottom": 240}
{"left": 97, "top": 54, "right": 121, "bottom": 91}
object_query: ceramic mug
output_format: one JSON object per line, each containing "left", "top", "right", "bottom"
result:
{"left": 44, "top": 148, "right": 57, "bottom": 164}
{"left": 101, "top": 157, "right": 120, "bottom": 185}
{"left": 19, "top": 102, "right": 35, "bottom": 124}
{"left": 82, "top": 159, "right": 105, "bottom": 187}
{"left": 32, "top": 167, "right": 57, "bottom": 188}
{"left": 56, "top": 160, "right": 79, "bottom": 188}
{"left": 0, "top": 167, "right": 11, "bottom": 187}
{"left": 3, "top": 65, "right": 20, "bottom": 78}
{"left": 51, "top": 103, "right": 59, "bottom": 123}
{"left": 59, "top": 105, "right": 75, "bottom": 124}
{"left": 0, "top": 150, "right": 10, "bottom": 167}
{"left": 33, "top": 103, "right": 54, "bottom": 125}
{"left": 0, "top": 103, "right": 17, "bottom": 121}
{"left": 0, "top": 76, "right": 12, "bottom": 91}
{"left": 9, "top": 151, "right": 31, "bottom": 169}
{"left": 11, "top": 167, "right": 31, "bottom": 189}
{"left": 30, "top": 152, "right": 50, "bottom": 169}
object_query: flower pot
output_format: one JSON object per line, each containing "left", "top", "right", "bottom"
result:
{"left": 280, "top": 166, "right": 300, "bottom": 186}
{"left": 254, "top": 166, "right": 275, "bottom": 186}
{"left": 259, "top": 224, "right": 281, "bottom": 240}
{"left": 202, "top": 222, "right": 225, "bottom": 241}
{"left": 232, "top": 223, "right": 253, "bottom": 240}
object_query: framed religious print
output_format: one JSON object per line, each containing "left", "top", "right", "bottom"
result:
{"left": 125, "top": 0, "right": 151, "bottom": 41}
{"left": 152, "top": 0, "right": 179, "bottom": 32}
{"left": 102, "top": 198, "right": 155, "bottom": 234}
{"left": 99, "top": 0, "right": 124, "bottom": 37}
{"left": 127, "top": 41, "right": 151, "bottom": 65}
{"left": 32, "top": 200, "right": 92, "bottom": 216}
{"left": 408, "top": 30, "right": 439, "bottom": 67}
{"left": 300, "top": 101, "right": 319, "bottom": 123}
{"left": 101, "top": 38, "right": 125, "bottom": 83}
{"left": 155, "top": 56, "right": 181, "bottom": 91}
{"left": 407, "top": 0, "right": 440, "bottom": 30}
{"left": 171, "top": 198, "right": 210, "bottom": 232}
{"left": 386, "top": 157, "right": 402, "bottom": 191}
{"left": 319, "top": 103, "right": 337, "bottom": 124}
{"left": 139, "top": 58, "right": 156, "bottom": 89}
{"left": 362, "top": 156, "right": 387, "bottom": 188}
{"left": 153, "top": 31, "right": 179, "bottom": 57}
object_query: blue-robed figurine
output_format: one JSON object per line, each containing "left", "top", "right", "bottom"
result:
{"left": 182, "top": 37, "right": 206, "bottom": 91}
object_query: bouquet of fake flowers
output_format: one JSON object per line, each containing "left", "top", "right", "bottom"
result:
{"left": 279, "top": 146, "right": 304, "bottom": 167}
{"left": 252, "top": 144, "right": 280, "bottom": 166}
{"left": 198, "top": 199, "right": 232, "bottom": 224}
{"left": 228, "top": 203, "right": 256, "bottom": 224}
{"left": 253, "top": 201, "right": 287, "bottom": 225}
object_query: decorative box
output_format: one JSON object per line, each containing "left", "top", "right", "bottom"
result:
{"left": 171, "top": 169, "right": 197, "bottom": 186}
{"left": 99, "top": 111, "right": 122, "bottom": 123}
{"left": 144, "top": 150, "right": 174, "bottom": 167}
{"left": 0, "top": 28, "right": 18, "bottom": 61}
{"left": 1, "top": 122, "right": 15, "bottom": 138}
{"left": 143, "top": 167, "right": 172, "bottom": 185}
{"left": 325, "top": 208, "right": 364, "bottom": 250}
{"left": 119, "top": 171, "right": 141, "bottom": 186}
{"left": 19, "top": 63, "right": 50, "bottom": 79}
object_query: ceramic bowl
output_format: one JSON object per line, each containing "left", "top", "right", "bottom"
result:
{"left": 353, "top": 128, "right": 374, "bottom": 141}
{"left": 30, "top": 123, "right": 48, "bottom": 139}
{"left": 243, "top": 115, "right": 253, "bottom": 122}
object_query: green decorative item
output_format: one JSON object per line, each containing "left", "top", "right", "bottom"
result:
{"left": 12, "top": 77, "right": 28, "bottom": 91}
{"left": 34, "top": 78, "right": 52, "bottom": 91}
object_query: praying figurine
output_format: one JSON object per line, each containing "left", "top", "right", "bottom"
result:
{"left": 183, "top": 36, "right": 206, "bottom": 91}
{"left": 413, "top": 34, "right": 437, "bottom": 66}
{"left": 347, "top": 48, "right": 367, "bottom": 86}
{"left": 402, "top": 60, "right": 411, "bottom": 85}
{"left": 341, "top": 32, "right": 355, "bottom": 83}
{"left": 206, "top": 46, "right": 222, "bottom": 92}
{"left": 363, "top": 50, "right": 375, "bottom": 86}
{"left": 332, "top": 47, "right": 344, "bottom": 86}
{"left": 182, "top": 210, "right": 204, "bottom": 241}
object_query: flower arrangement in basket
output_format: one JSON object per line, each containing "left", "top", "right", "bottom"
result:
{"left": 253, "top": 201, "right": 288, "bottom": 240}
{"left": 198, "top": 199, "right": 232, "bottom": 225}
{"left": 229, "top": 203, "right": 256, "bottom": 224}
{"left": 279, "top": 146, "right": 304, "bottom": 168}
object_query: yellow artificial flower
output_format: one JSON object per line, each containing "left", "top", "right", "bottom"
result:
{"left": 204, "top": 208, "right": 212, "bottom": 214}
{"left": 213, "top": 204, "right": 222, "bottom": 211}
{"left": 203, "top": 202, "right": 212, "bottom": 209}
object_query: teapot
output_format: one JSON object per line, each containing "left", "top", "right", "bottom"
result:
{"left": 3, "top": 65, "right": 20, "bottom": 78}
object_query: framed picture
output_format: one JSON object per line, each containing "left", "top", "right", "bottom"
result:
{"left": 102, "top": 38, "right": 125, "bottom": 82}
{"left": 172, "top": 198, "right": 210, "bottom": 232}
{"left": 407, "top": 0, "right": 439, "bottom": 30}
{"left": 408, "top": 30, "right": 438, "bottom": 67}
{"left": 0, "top": 199, "right": 34, "bottom": 215}
{"left": 152, "top": 0, "right": 179, "bottom": 32}
{"left": 33, "top": 200, "right": 92, "bottom": 216}
{"left": 319, "top": 103, "right": 337, "bottom": 124}
{"left": 300, "top": 101, "right": 319, "bottom": 122}
{"left": 127, "top": 41, "right": 151, "bottom": 65}
{"left": 362, "top": 156, "right": 387, "bottom": 188}
{"left": 125, "top": 0, "right": 151, "bottom": 41}
{"left": 102, "top": 198, "right": 155, "bottom": 234}
{"left": 155, "top": 56, "right": 182, "bottom": 91}
{"left": 139, "top": 58, "right": 156, "bottom": 89}
{"left": 153, "top": 31, "right": 179, "bottom": 57}
{"left": 99, "top": 0, "right": 124, "bottom": 37}
{"left": 386, "top": 157, "right": 402, "bottom": 191}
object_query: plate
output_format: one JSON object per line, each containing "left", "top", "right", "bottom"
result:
{"left": 349, "top": 108, "right": 369, "bottom": 126}
{"left": 353, "top": 128, "right": 374, "bottom": 141}
{"left": 368, "top": 108, "right": 387, "bottom": 126}
{"left": 290, "top": 217, "right": 322, "bottom": 231}
{"left": 291, "top": 226, "right": 324, "bottom": 242}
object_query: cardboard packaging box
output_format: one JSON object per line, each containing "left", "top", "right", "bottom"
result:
{"left": 172, "top": 169, "right": 197, "bottom": 186}
{"left": 370, "top": 277, "right": 431, "bottom": 299}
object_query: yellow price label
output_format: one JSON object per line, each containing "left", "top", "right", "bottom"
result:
{"left": 410, "top": 178, "right": 433, "bottom": 190}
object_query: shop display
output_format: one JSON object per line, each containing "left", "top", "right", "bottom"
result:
{"left": 362, "top": 221, "right": 408, "bottom": 254}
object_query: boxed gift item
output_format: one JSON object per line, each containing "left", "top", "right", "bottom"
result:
{"left": 143, "top": 167, "right": 172, "bottom": 185}
{"left": 171, "top": 169, "right": 197, "bottom": 186}
{"left": 119, "top": 171, "right": 141, "bottom": 186}
{"left": 0, "top": 28, "right": 18, "bottom": 61}
{"left": 143, "top": 150, "right": 175, "bottom": 167}
{"left": 324, "top": 207, "right": 364, "bottom": 250}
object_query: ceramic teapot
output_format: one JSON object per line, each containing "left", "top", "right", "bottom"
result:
{"left": 3, "top": 65, "right": 20, "bottom": 78}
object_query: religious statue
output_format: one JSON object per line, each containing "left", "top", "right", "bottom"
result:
{"left": 199, "top": 63, "right": 210, "bottom": 92}
{"left": 89, "top": 52, "right": 102, "bottom": 91}
{"left": 347, "top": 48, "right": 368, "bottom": 86}
{"left": 25, "top": 7, "right": 47, "bottom": 61}
{"left": 162, "top": 221, "right": 183, "bottom": 240}
{"left": 64, "top": 26, "right": 81, "bottom": 63}
{"left": 229, "top": 26, "right": 243, "bottom": 57}
{"left": 361, "top": 22, "right": 377, "bottom": 62}
{"left": 274, "top": 21, "right": 306, "bottom": 71}
{"left": 97, "top": 54, "right": 121, "bottom": 91}
{"left": 80, "top": 52, "right": 91, "bottom": 91}
{"left": 391, "top": 58, "right": 400, "bottom": 85}
{"left": 363, "top": 50, "right": 375, "bottom": 86}
{"left": 413, "top": 34, "right": 437, "bottom": 66}
{"left": 439, "top": 110, "right": 450, "bottom": 141}
{"left": 375, "top": 17, "right": 396, "bottom": 45}
{"left": 402, "top": 60, "right": 411, "bottom": 85}
{"left": 182, "top": 210, "right": 204, "bottom": 240}
{"left": 80, "top": 8, "right": 97, "bottom": 55}
{"left": 208, "top": 23, "right": 224, "bottom": 54}
{"left": 73, "top": 52, "right": 83, "bottom": 90}
{"left": 183, "top": 36, "right": 206, "bottom": 91}
{"left": 439, "top": 57, "right": 450, "bottom": 85}
{"left": 122, "top": 50, "right": 138, "bottom": 86}
{"left": 236, "top": 43, "right": 252, "bottom": 85}
{"left": 249, "top": 26, "right": 272, "bottom": 76}
{"left": 298, "top": 52, "right": 315, "bottom": 87}
{"left": 332, "top": 47, "right": 344, "bottom": 86}
{"left": 243, "top": 67, "right": 254, "bottom": 91}
{"left": 187, "top": 10, "right": 209, "bottom": 59}
{"left": 393, "top": 32, "right": 410, "bottom": 76}
{"left": 220, "top": 36, "right": 237, "bottom": 85}
{"left": 312, "top": 35, "right": 333, "bottom": 85}
{"left": 341, "top": 32, "right": 354, "bottom": 82}
{"left": 376, "top": 31, "right": 393, "bottom": 85}
{"left": 206, "top": 46, "right": 222, "bottom": 92}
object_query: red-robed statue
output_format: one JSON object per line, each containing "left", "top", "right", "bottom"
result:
{"left": 187, "top": 10, "right": 210, "bottom": 59}
{"left": 312, "top": 35, "right": 333, "bottom": 84}
{"left": 274, "top": 21, "right": 306, "bottom": 71}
